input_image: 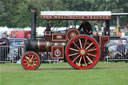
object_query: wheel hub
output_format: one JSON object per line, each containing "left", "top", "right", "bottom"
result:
{"left": 80, "top": 49, "right": 86, "bottom": 56}
{"left": 28, "top": 59, "right": 33, "bottom": 64}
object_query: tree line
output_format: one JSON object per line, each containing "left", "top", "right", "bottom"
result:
{"left": 0, "top": 0, "right": 128, "bottom": 28}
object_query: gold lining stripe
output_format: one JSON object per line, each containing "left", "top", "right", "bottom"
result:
{"left": 46, "top": 41, "right": 50, "bottom": 47}
{"left": 38, "top": 40, "right": 40, "bottom": 50}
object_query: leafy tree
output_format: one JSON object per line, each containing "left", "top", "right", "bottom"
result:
{"left": 0, "top": 0, "right": 127, "bottom": 27}
{"left": 0, "top": 1, "right": 6, "bottom": 25}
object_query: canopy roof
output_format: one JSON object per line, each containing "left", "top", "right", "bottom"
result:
{"left": 40, "top": 11, "right": 111, "bottom": 20}
{"left": 112, "top": 13, "right": 128, "bottom": 16}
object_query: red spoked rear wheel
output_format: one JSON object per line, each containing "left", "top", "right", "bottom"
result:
{"left": 21, "top": 51, "right": 41, "bottom": 70}
{"left": 65, "top": 34, "right": 100, "bottom": 69}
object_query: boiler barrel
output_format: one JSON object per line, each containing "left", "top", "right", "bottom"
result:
{"left": 25, "top": 40, "right": 65, "bottom": 52}
{"left": 25, "top": 40, "right": 51, "bottom": 52}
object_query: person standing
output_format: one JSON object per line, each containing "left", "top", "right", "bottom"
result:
{"left": 27, "top": 33, "right": 31, "bottom": 40}
{"left": 0, "top": 33, "right": 9, "bottom": 63}
{"left": 115, "top": 40, "right": 127, "bottom": 59}
{"left": 17, "top": 42, "right": 24, "bottom": 64}
{"left": 78, "top": 21, "right": 92, "bottom": 35}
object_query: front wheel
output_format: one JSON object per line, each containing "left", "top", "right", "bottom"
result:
{"left": 21, "top": 51, "right": 41, "bottom": 70}
{"left": 65, "top": 34, "right": 100, "bottom": 69}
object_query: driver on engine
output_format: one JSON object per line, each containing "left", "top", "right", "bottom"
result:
{"left": 78, "top": 20, "right": 92, "bottom": 35}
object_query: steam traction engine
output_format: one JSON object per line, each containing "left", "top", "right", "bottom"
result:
{"left": 21, "top": 9, "right": 111, "bottom": 70}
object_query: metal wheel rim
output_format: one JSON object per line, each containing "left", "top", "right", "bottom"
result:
{"left": 22, "top": 52, "right": 40, "bottom": 70}
{"left": 66, "top": 35, "right": 100, "bottom": 69}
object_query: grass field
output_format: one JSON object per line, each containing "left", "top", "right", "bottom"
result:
{"left": 0, "top": 62, "right": 128, "bottom": 85}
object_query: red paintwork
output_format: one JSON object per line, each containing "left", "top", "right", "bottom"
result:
{"left": 51, "top": 46, "right": 64, "bottom": 59}
{"left": 38, "top": 40, "right": 47, "bottom": 51}
{"left": 66, "top": 28, "right": 80, "bottom": 40}
{"left": 66, "top": 35, "right": 100, "bottom": 69}
{"left": 100, "top": 36, "right": 109, "bottom": 61}
{"left": 44, "top": 31, "right": 51, "bottom": 41}
{"left": 52, "top": 33, "right": 66, "bottom": 41}
{"left": 22, "top": 52, "right": 40, "bottom": 70}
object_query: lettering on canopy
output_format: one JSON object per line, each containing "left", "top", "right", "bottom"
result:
{"left": 40, "top": 11, "right": 111, "bottom": 20}
{"left": 41, "top": 15, "right": 111, "bottom": 20}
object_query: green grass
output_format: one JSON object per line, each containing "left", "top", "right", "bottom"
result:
{"left": 0, "top": 62, "right": 128, "bottom": 85}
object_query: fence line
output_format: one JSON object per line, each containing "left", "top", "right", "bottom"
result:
{"left": 105, "top": 55, "right": 128, "bottom": 62}
{"left": 0, "top": 45, "right": 24, "bottom": 63}
{"left": 1, "top": 45, "right": 128, "bottom": 63}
